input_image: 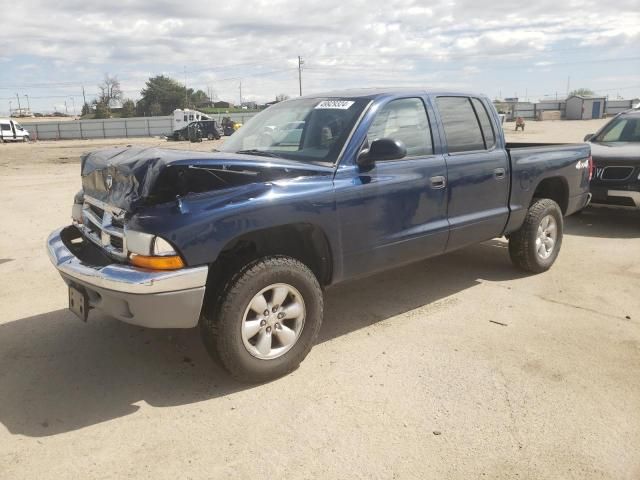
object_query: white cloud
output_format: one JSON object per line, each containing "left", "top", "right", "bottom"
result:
{"left": 0, "top": 0, "right": 639, "bottom": 108}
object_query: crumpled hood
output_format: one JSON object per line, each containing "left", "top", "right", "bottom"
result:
{"left": 81, "top": 146, "right": 333, "bottom": 211}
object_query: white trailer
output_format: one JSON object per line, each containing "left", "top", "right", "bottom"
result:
{"left": 172, "top": 109, "right": 211, "bottom": 131}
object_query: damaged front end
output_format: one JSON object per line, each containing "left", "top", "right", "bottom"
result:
{"left": 50, "top": 146, "right": 333, "bottom": 328}
{"left": 74, "top": 146, "right": 333, "bottom": 265}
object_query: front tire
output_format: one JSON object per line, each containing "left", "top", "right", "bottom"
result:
{"left": 200, "top": 256, "right": 323, "bottom": 382}
{"left": 509, "top": 198, "right": 563, "bottom": 273}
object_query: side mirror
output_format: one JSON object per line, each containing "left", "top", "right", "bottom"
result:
{"left": 357, "top": 138, "right": 407, "bottom": 168}
{"left": 584, "top": 133, "right": 594, "bottom": 142}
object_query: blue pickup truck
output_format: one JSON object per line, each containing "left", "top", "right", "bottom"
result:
{"left": 48, "top": 89, "right": 591, "bottom": 381}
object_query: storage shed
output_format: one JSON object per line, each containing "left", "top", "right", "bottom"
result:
{"left": 566, "top": 95, "right": 606, "bottom": 120}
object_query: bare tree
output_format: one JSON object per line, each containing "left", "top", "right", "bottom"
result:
{"left": 98, "top": 74, "right": 123, "bottom": 106}
{"left": 569, "top": 88, "right": 595, "bottom": 97}
{"left": 275, "top": 93, "right": 290, "bottom": 102}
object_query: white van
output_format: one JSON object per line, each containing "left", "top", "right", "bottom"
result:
{"left": 172, "top": 109, "right": 210, "bottom": 132}
{"left": 0, "top": 119, "right": 30, "bottom": 142}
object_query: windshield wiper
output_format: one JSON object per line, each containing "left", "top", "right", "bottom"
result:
{"left": 235, "top": 149, "right": 283, "bottom": 158}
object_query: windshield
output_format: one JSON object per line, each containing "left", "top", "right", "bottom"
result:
{"left": 594, "top": 116, "right": 640, "bottom": 142}
{"left": 220, "top": 97, "right": 370, "bottom": 164}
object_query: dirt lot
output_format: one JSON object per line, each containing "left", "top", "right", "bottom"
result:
{"left": 1, "top": 121, "right": 639, "bottom": 479}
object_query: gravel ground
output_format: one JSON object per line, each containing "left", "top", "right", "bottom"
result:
{"left": 1, "top": 120, "right": 639, "bottom": 479}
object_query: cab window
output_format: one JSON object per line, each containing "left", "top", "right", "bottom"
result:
{"left": 436, "top": 96, "right": 486, "bottom": 153}
{"left": 367, "top": 98, "right": 433, "bottom": 158}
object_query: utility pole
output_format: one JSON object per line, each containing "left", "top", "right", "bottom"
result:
{"left": 298, "top": 56, "right": 304, "bottom": 96}
{"left": 82, "top": 86, "right": 87, "bottom": 107}
{"left": 566, "top": 76, "right": 571, "bottom": 97}
{"left": 16, "top": 93, "right": 21, "bottom": 114}
{"left": 9, "top": 100, "right": 12, "bottom": 116}
{"left": 64, "top": 101, "right": 68, "bottom": 115}
{"left": 71, "top": 97, "right": 76, "bottom": 115}
{"left": 184, "top": 66, "right": 188, "bottom": 108}
{"left": 24, "top": 94, "right": 30, "bottom": 113}
{"left": 239, "top": 80, "right": 242, "bottom": 107}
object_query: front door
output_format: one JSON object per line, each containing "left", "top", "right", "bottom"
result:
{"left": 592, "top": 101, "right": 601, "bottom": 119}
{"left": 335, "top": 97, "right": 449, "bottom": 279}
{"left": 434, "top": 96, "right": 510, "bottom": 251}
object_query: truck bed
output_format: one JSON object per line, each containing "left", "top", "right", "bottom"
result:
{"left": 503, "top": 141, "right": 591, "bottom": 233}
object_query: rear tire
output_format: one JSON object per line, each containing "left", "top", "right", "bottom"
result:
{"left": 200, "top": 256, "right": 323, "bottom": 383}
{"left": 509, "top": 198, "right": 563, "bottom": 273}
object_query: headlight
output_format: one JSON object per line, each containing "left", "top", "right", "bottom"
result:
{"left": 125, "top": 230, "right": 155, "bottom": 256}
{"left": 125, "top": 230, "right": 184, "bottom": 270}
{"left": 153, "top": 237, "right": 177, "bottom": 256}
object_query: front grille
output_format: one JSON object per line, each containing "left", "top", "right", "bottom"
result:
{"left": 74, "top": 195, "right": 128, "bottom": 260}
{"left": 110, "top": 236, "right": 124, "bottom": 250}
{"left": 597, "top": 166, "right": 635, "bottom": 181}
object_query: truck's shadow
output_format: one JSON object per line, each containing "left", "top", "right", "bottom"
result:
{"left": 565, "top": 206, "right": 640, "bottom": 239}
{"left": 0, "top": 241, "right": 523, "bottom": 437}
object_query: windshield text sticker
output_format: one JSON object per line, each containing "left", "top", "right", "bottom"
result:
{"left": 315, "top": 100, "right": 355, "bottom": 110}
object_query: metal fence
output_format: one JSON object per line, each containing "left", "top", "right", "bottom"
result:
{"left": 23, "top": 112, "right": 260, "bottom": 141}
{"left": 25, "top": 116, "right": 174, "bottom": 140}
{"left": 605, "top": 100, "right": 637, "bottom": 116}
{"left": 501, "top": 99, "right": 637, "bottom": 121}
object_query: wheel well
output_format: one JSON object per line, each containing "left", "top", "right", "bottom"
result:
{"left": 209, "top": 223, "right": 333, "bottom": 289}
{"left": 532, "top": 177, "right": 568, "bottom": 214}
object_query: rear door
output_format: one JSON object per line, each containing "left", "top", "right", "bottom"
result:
{"left": 434, "top": 96, "right": 510, "bottom": 251}
{"left": 336, "top": 97, "right": 449, "bottom": 278}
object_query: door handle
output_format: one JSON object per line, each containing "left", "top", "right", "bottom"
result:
{"left": 430, "top": 175, "right": 446, "bottom": 189}
{"left": 494, "top": 168, "right": 506, "bottom": 180}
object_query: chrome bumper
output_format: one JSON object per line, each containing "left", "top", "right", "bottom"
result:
{"left": 47, "top": 227, "right": 208, "bottom": 328}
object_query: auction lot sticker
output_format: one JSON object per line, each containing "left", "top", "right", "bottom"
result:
{"left": 315, "top": 100, "right": 355, "bottom": 109}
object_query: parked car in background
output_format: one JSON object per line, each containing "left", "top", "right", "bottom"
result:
{"left": 47, "top": 89, "right": 591, "bottom": 382}
{"left": 584, "top": 109, "right": 640, "bottom": 208}
{"left": 0, "top": 118, "right": 30, "bottom": 142}
{"left": 171, "top": 120, "right": 222, "bottom": 141}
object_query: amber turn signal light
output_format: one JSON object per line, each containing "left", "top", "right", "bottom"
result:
{"left": 129, "top": 254, "right": 185, "bottom": 270}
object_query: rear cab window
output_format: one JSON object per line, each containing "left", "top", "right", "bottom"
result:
{"left": 471, "top": 98, "right": 496, "bottom": 149}
{"left": 436, "top": 96, "right": 496, "bottom": 153}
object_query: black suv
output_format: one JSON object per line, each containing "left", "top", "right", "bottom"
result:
{"left": 585, "top": 109, "right": 640, "bottom": 209}
{"left": 172, "top": 120, "right": 223, "bottom": 142}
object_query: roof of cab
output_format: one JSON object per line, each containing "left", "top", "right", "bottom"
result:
{"left": 299, "top": 87, "right": 487, "bottom": 100}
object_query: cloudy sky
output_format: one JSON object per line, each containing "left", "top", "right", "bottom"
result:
{"left": 1, "top": 0, "right": 639, "bottom": 115}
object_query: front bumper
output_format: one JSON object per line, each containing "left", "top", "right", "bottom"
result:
{"left": 591, "top": 185, "right": 640, "bottom": 208}
{"left": 47, "top": 226, "right": 208, "bottom": 328}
